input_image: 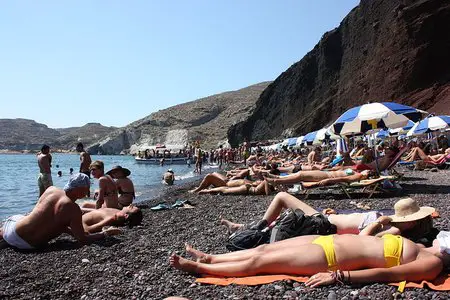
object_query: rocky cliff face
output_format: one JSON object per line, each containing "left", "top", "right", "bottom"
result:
{"left": 0, "top": 119, "right": 117, "bottom": 151}
{"left": 228, "top": 0, "right": 450, "bottom": 145}
{"left": 88, "top": 82, "right": 271, "bottom": 154}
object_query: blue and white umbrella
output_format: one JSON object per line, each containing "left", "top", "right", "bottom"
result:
{"left": 330, "top": 102, "right": 424, "bottom": 135}
{"left": 304, "top": 128, "right": 340, "bottom": 145}
{"left": 389, "top": 120, "right": 415, "bottom": 135}
{"left": 407, "top": 115, "right": 450, "bottom": 136}
{"left": 374, "top": 129, "right": 390, "bottom": 139}
{"left": 287, "top": 137, "right": 298, "bottom": 147}
{"left": 336, "top": 138, "right": 349, "bottom": 154}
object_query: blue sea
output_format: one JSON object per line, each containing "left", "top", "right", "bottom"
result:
{"left": 0, "top": 153, "right": 215, "bottom": 220}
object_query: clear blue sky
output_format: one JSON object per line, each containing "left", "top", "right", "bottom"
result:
{"left": 0, "top": 1, "right": 359, "bottom": 128}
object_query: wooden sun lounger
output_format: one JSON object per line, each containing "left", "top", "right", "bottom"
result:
{"left": 300, "top": 175, "right": 399, "bottom": 199}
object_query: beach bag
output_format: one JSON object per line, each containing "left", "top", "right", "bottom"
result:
{"left": 270, "top": 208, "right": 337, "bottom": 243}
{"left": 226, "top": 228, "right": 270, "bottom": 252}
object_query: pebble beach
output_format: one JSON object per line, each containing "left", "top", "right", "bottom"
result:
{"left": 1, "top": 166, "right": 450, "bottom": 300}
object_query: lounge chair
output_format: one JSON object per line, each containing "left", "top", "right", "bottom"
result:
{"left": 298, "top": 175, "right": 399, "bottom": 199}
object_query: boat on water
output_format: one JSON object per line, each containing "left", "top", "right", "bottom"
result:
{"left": 135, "top": 156, "right": 192, "bottom": 165}
{"left": 134, "top": 143, "right": 192, "bottom": 165}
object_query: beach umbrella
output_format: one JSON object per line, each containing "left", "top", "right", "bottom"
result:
{"left": 304, "top": 128, "right": 340, "bottom": 145}
{"left": 330, "top": 102, "right": 425, "bottom": 136}
{"left": 374, "top": 129, "right": 390, "bottom": 139}
{"left": 294, "top": 136, "right": 305, "bottom": 148}
{"left": 389, "top": 120, "right": 415, "bottom": 135}
{"left": 282, "top": 137, "right": 298, "bottom": 147}
{"left": 336, "top": 138, "right": 349, "bottom": 154}
{"left": 406, "top": 115, "right": 450, "bottom": 136}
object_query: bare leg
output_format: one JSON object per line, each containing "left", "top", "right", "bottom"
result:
{"left": 81, "top": 202, "right": 96, "bottom": 209}
{"left": 262, "top": 192, "right": 319, "bottom": 224}
{"left": 220, "top": 217, "right": 244, "bottom": 234}
{"left": 265, "top": 171, "right": 330, "bottom": 185}
{"left": 199, "top": 185, "right": 249, "bottom": 195}
{"left": 189, "top": 173, "right": 228, "bottom": 193}
{"left": 170, "top": 237, "right": 324, "bottom": 276}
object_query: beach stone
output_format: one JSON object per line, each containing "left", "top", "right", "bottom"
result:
{"left": 81, "top": 258, "right": 90, "bottom": 263}
{"left": 327, "top": 291, "right": 337, "bottom": 300}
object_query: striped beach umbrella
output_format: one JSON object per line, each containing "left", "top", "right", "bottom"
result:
{"left": 406, "top": 115, "right": 450, "bottom": 136}
{"left": 304, "top": 128, "right": 340, "bottom": 145}
{"left": 374, "top": 129, "right": 390, "bottom": 139}
{"left": 336, "top": 138, "right": 349, "bottom": 154}
{"left": 389, "top": 120, "right": 415, "bottom": 135}
{"left": 330, "top": 102, "right": 424, "bottom": 135}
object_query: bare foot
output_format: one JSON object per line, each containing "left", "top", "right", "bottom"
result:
{"left": 220, "top": 217, "right": 244, "bottom": 234}
{"left": 169, "top": 253, "right": 198, "bottom": 273}
{"left": 185, "top": 243, "right": 211, "bottom": 263}
{"left": 188, "top": 189, "right": 198, "bottom": 194}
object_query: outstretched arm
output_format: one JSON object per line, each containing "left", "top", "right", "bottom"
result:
{"left": 306, "top": 255, "right": 443, "bottom": 288}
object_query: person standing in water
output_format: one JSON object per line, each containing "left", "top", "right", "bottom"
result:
{"left": 76, "top": 142, "right": 92, "bottom": 197}
{"left": 37, "top": 144, "right": 53, "bottom": 197}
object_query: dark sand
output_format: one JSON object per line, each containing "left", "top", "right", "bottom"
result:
{"left": 1, "top": 167, "right": 450, "bottom": 299}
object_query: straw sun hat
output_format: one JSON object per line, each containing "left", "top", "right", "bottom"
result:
{"left": 388, "top": 198, "right": 435, "bottom": 222}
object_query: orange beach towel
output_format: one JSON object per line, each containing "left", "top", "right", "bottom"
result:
{"left": 196, "top": 273, "right": 450, "bottom": 291}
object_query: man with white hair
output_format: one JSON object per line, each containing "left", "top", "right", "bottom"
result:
{"left": 0, "top": 173, "right": 119, "bottom": 250}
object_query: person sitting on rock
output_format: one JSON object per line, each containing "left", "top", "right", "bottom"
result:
{"left": 170, "top": 232, "right": 450, "bottom": 287}
{"left": 82, "top": 204, "right": 143, "bottom": 233}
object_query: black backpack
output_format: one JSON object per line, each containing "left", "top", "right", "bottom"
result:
{"left": 226, "top": 228, "right": 270, "bottom": 252}
{"left": 270, "top": 208, "right": 337, "bottom": 243}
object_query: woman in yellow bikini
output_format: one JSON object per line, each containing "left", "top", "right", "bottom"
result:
{"left": 170, "top": 231, "right": 450, "bottom": 287}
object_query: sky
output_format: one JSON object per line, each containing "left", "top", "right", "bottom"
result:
{"left": 0, "top": 1, "right": 359, "bottom": 128}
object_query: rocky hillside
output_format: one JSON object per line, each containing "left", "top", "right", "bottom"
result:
{"left": 87, "top": 82, "right": 271, "bottom": 154}
{"left": 228, "top": 0, "right": 450, "bottom": 145}
{"left": 0, "top": 119, "right": 117, "bottom": 151}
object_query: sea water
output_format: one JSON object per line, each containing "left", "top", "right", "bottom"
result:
{"left": 0, "top": 153, "right": 214, "bottom": 220}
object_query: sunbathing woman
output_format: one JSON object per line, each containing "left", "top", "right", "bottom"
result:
{"left": 198, "top": 180, "right": 274, "bottom": 196}
{"left": 107, "top": 166, "right": 135, "bottom": 208}
{"left": 221, "top": 193, "right": 436, "bottom": 242}
{"left": 265, "top": 168, "right": 371, "bottom": 186}
{"left": 403, "top": 147, "right": 450, "bottom": 163}
{"left": 82, "top": 204, "right": 143, "bottom": 233}
{"left": 170, "top": 231, "right": 450, "bottom": 287}
{"left": 189, "top": 172, "right": 256, "bottom": 193}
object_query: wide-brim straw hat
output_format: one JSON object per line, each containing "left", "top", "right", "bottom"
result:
{"left": 106, "top": 165, "right": 131, "bottom": 177}
{"left": 388, "top": 197, "right": 435, "bottom": 222}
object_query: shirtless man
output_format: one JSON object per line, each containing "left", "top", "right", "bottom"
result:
{"left": 221, "top": 193, "right": 435, "bottom": 241}
{"left": 163, "top": 169, "right": 175, "bottom": 185}
{"left": 82, "top": 205, "right": 142, "bottom": 233}
{"left": 0, "top": 173, "right": 118, "bottom": 250}
{"left": 76, "top": 142, "right": 92, "bottom": 196}
{"left": 37, "top": 144, "right": 53, "bottom": 196}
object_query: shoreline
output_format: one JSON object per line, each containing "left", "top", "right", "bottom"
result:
{"left": 1, "top": 167, "right": 449, "bottom": 299}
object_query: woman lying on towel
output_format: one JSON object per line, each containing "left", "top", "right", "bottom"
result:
{"left": 170, "top": 231, "right": 450, "bottom": 287}
{"left": 221, "top": 193, "right": 436, "bottom": 244}
{"left": 198, "top": 180, "right": 275, "bottom": 196}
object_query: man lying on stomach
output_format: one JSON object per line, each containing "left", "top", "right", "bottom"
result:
{"left": 0, "top": 173, "right": 119, "bottom": 250}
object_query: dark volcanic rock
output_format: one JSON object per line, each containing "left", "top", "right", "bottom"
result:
{"left": 1, "top": 167, "right": 449, "bottom": 299}
{"left": 228, "top": 0, "right": 450, "bottom": 145}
